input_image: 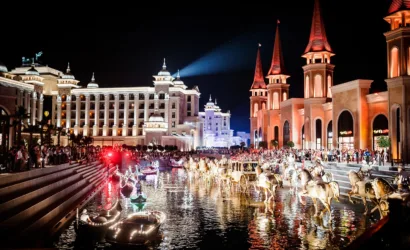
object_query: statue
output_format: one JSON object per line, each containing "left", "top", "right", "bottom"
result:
{"left": 22, "top": 51, "right": 43, "bottom": 65}
{"left": 35, "top": 51, "right": 43, "bottom": 61}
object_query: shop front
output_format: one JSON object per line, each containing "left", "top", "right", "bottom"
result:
{"left": 338, "top": 111, "right": 354, "bottom": 150}
{"left": 372, "top": 114, "right": 388, "bottom": 151}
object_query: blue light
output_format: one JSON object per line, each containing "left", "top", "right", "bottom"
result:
{"left": 172, "top": 33, "right": 262, "bottom": 78}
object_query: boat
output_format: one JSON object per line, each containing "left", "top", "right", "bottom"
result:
{"left": 141, "top": 166, "right": 158, "bottom": 175}
{"left": 170, "top": 158, "right": 184, "bottom": 168}
{"left": 75, "top": 200, "right": 122, "bottom": 242}
{"left": 105, "top": 211, "right": 166, "bottom": 246}
{"left": 130, "top": 193, "right": 147, "bottom": 204}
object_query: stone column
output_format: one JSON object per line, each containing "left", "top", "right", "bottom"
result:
{"left": 31, "top": 92, "right": 37, "bottom": 125}
{"left": 154, "top": 93, "right": 159, "bottom": 110}
{"left": 123, "top": 94, "right": 129, "bottom": 136}
{"left": 83, "top": 94, "right": 90, "bottom": 136}
{"left": 74, "top": 94, "right": 80, "bottom": 135}
{"left": 164, "top": 93, "right": 169, "bottom": 123}
{"left": 38, "top": 94, "right": 43, "bottom": 122}
{"left": 56, "top": 95, "right": 62, "bottom": 127}
{"left": 24, "top": 91, "right": 28, "bottom": 110}
{"left": 93, "top": 94, "right": 100, "bottom": 136}
{"left": 144, "top": 93, "right": 148, "bottom": 121}
{"left": 66, "top": 95, "right": 71, "bottom": 129}
{"left": 132, "top": 93, "right": 138, "bottom": 136}
{"left": 18, "top": 90, "right": 23, "bottom": 107}
{"left": 103, "top": 94, "right": 109, "bottom": 136}
{"left": 112, "top": 94, "right": 119, "bottom": 136}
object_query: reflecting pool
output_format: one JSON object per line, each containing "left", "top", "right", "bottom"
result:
{"left": 54, "top": 168, "right": 373, "bottom": 249}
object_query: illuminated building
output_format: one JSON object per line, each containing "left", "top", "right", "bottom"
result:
{"left": 250, "top": 0, "right": 409, "bottom": 162}
{"left": 0, "top": 59, "right": 203, "bottom": 150}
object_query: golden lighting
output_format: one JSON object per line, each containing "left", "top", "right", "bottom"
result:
{"left": 44, "top": 111, "right": 49, "bottom": 117}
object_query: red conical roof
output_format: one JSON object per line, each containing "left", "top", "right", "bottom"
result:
{"left": 267, "top": 20, "right": 287, "bottom": 76}
{"left": 388, "top": 0, "right": 410, "bottom": 14}
{"left": 304, "top": 0, "right": 332, "bottom": 54}
{"left": 250, "top": 44, "right": 267, "bottom": 89}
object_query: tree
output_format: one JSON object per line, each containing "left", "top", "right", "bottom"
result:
{"left": 240, "top": 141, "right": 245, "bottom": 149}
{"left": 377, "top": 136, "right": 390, "bottom": 148}
{"left": 249, "top": 143, "right": 254, "bottom": 149}
{"left": 258, "top": 141, "right": 267, "bottom": 149}
{"left": 287, "top": 141, "right": 295, "bottom": 148}
{"left": 270, "top": 140, "right": 279, "bottom": 149}
{"left": 14, "top": 106, "right": 29, "bottom": 145}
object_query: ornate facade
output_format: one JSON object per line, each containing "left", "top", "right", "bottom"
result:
{"left": 199, "top": 95, "right": 232, "bottom": 147}
{"left": 250, "top": 0, "right": 409, "bottom": 162}
{"left": 1, "top": 59, "right": 204, "bottom": 150}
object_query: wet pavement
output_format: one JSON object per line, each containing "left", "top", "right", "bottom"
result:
{"left": 54, "top": 167, "right": 376, "bottom": 249}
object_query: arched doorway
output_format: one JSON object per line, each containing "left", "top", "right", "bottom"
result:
{"left": 258, "top": 127, "right": 262, "bottom": 145}
{"left": 327, "top": 121, "right": 333, "bottom": 150}
{"left": 315, "top": 119, "right": 322, "bottom": 149}
{"left": 283, "top": 121, "right": 290, "bottom": 146}
{"left": 338, "top": 110, "right": 354, "bottom": 150}
{"left": 274, "top": 126, "right": 279, "bottom": 141}
{"left": 372, "top": 114, "right": 388, "bottom": 151}
{"left": 391, "top": 106, "right": 401, "bottom": 159}
{"left": 254, "top": 130, "right": 258, "bottom": 145}
{"left": 301, "top": 125, "right": 305, "bottom": 149}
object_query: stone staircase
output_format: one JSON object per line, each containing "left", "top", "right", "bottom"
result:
{"left": 323, "top": 163, "right": 396, "bottom": 196}
{"left": 0, "top": 161, "right": 116, "bottom": 247}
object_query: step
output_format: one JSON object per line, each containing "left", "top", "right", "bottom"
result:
{"left": 0, "top": 163, "right": 86, "bottom": 204}
{"left": 0, "top": 162, "right": 81, "bottom": 189}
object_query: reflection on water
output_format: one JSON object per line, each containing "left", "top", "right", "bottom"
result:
{"left": 54, "top": 168, "right": 371, "bottom": 249}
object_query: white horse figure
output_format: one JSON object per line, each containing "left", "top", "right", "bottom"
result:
{"left": 284, "top": 164, "right": 299, "bottom": 194}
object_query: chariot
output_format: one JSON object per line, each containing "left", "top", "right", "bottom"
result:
{"left": 229, "top": 160, "right": 259, "bottom": 192}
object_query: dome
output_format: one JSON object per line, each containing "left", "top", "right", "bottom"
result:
{"left": 25, "top": 65, "right": 39, "bottom": 76}
{"left": 158, "top": 58, "right": 171, "bottom": 76}
{"left": 148, "top": 112, "right": 164, "bottom": 122}
{"left": 0, "top": 61, "right": 8, "bottom": 73}
{"left": 61, "top": 62, "right": 75, "bottom": 79}
{"left": 87, "top": 72, "right": 99, "bottom": 88}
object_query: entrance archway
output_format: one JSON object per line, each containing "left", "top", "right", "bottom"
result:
{"left": 315, "top": 119, "right": 322, "bottom": 149}
{"left": 283, "top": 121, "right": 290, "bottom": 146}
{"left": 258, "top": 127, "right": 262, "bottom": 145}
{"left": 274, "top": 126, "right": 279, "bottom": 141}
{"left": 327, "top": 121, "right": 333, "bottom": 150}
{"left": 372, "top": 114, "right": 388, "bottom": 151}
{"left": 301, "top": 125, "right": 305, "bottom": 149}
{"left": 338, "top": 110, "right": 354, "bottom": 150}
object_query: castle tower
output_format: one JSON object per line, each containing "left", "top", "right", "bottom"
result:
{"left": 266, "top": 20, "right": 290, "bottom": 110}
{"left": 384, "top": 0, "right": 410, "bottom": 162}
{"left": 250, "top": 44, "right": 267, "bottom": 145}
{"left": 302, "top": 0, "right": 335, "bottom": 99}
{"left": 302, "top": 0, "right": 334, "bottom": 149}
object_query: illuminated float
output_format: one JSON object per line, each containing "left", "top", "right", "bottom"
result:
{"left": 75, "top": 199, "right": 122, "bottom": 242}
{"left": 105, "top": 211, "right": 166, "bottom": 246}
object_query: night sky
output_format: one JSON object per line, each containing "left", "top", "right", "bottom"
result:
{"left": 1, "top": 1, "right": 392, "bottom": 133}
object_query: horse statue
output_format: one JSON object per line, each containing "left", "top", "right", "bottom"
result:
{"left": 284, "top": 164, "right": 299, "bottom": 194}
{"left": 298, "top": 170, "right": 340, "bottom": 217}
{"left": 253, "top": 166, "right": 281, "bottom": 203}
{"left": 347, "top": 167, "right": 377, "bottom": 215}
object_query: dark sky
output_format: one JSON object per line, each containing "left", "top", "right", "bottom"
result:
{"left": 1, "top": 1, "right": 392, "bottom": 133}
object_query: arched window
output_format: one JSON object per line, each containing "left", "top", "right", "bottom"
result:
{"left": 283, "top": 121, "right": 290, "bottom": 145}
{"left": 282, "top": 92, "right": 287, "bottom": 101}
{"left": 327, "top": 75, "right": 332, "bottom": 98}
{"left": 315, "top": 119, "right": 322, "bottom": 149}
{"left": 273, "top": 92, "right": 279, "bottom": 109}
{"left": 391, "top": 47, "right": 399, "bottom": 78}
{"left": 314, "top": 74, "right": 322, "bottom": 97}
{"left": 305, "top": 75, "right": 310, "bottom": 98}
{"left": 253, "top": 102, "right": 258, "bottom": 117}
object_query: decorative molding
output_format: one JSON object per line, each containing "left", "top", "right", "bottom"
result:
{"left": 322, "top": 102, "right": 333, "bottom": 111}
{"left": 331, "top": 79, "right": 373, "bottom": 94}
{"left": 280, "top": 97, "right": 304, "bottom": 108}
{"left": 303, "top": 97, "right": 327, "bottom": 105}
{"left": 366, "top": 91, "right": 388, "bottom": 103}
{"left": 0, "top": 76, "right": 34, "bottom": 91}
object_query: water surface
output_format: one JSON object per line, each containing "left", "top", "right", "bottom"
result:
{"left": 54, "top": 168, "right": 373, "bottom": 249}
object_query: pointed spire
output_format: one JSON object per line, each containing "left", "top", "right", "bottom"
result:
{"left": 162, "top": 58, "right": 166, "bottom": 70}
{"left": 388, "top": 0, "right": 410, "bottom": 14}
{"left": 250, "top": 44, "right": 267, "bottom": 89}
{"left": 66, "top": 62, "right": 71, "bottom": 73}
{"left": 267, "top": 20, "right": 287, "bottom": 76}
{"left": 209, "top": 94, "right": 212, "bottom": 102}
{"left": 91, "top": 72, "right": 95, "bottom": 82}
{"left": 303, "top": 0, "right": 332, "bottom": 54}
{"left": 176, "top": 69, "right": 180, "bottom": 79}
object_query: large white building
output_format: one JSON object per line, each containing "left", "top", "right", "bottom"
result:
{"left": 199, "top": 95, "right": 235, "bottom": 147}
{"left": 2, "top": 58, "right": 204, "bottom": 151}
